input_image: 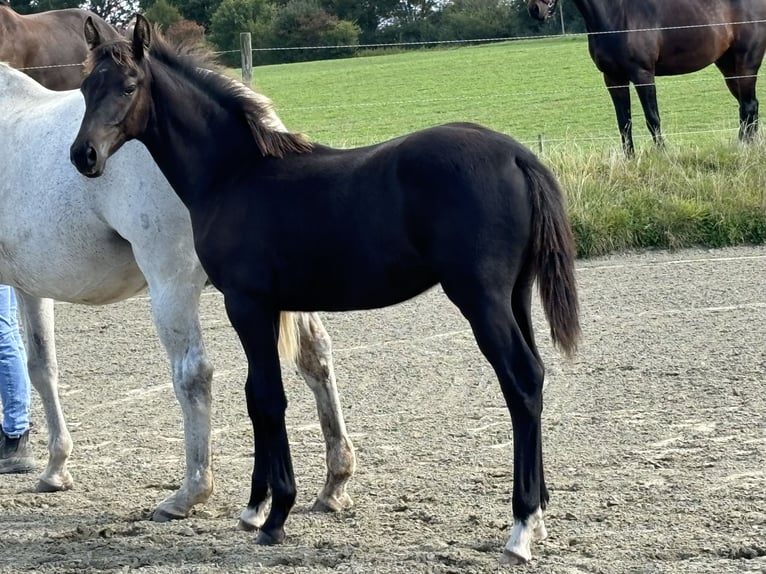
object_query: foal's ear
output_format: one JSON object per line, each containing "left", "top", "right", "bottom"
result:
{"left": 84, "top": 17, "right": 103, "bottom": 50}
{"left": 132, "top": 14, "right": 152, "bottom": 61}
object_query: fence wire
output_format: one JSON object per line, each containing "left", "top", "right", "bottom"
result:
{"left": 15, "top": 16, "right": 766, "bottom": 149}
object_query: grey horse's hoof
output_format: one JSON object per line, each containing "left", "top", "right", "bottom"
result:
{"left": 152, "top": 507, "right": 187, "bottom": 522}
{"left": 311, "top": 492, "right": 353, "bottom": 513}
{"left": 36, "top": 477, "right": 73, "bottom": 493}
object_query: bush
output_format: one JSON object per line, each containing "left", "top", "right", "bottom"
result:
{"left": 267, "top": 1, "right": 360, "bottom": 64}
{"left": 166, "top": 18, "right": 205, "bottom": 44}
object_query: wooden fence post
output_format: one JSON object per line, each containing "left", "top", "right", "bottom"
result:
{"left": 240, "top": 32, "right": 252, "bottom": 85}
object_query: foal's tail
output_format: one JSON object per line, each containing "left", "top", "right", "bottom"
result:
{"left": 518, "top": 151, "right": 581, "bottom": 358}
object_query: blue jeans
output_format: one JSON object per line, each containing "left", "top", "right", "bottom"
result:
{"left": 0, "top": 286, "right": 31, "bottom": 438}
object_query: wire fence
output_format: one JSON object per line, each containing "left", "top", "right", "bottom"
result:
{"left": 16, "top": 17, "right": 766, "bottom": 151}
{"left": 211, "top": 16, "right": 766, "bottom": 55}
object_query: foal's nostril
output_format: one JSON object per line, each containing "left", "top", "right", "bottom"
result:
{"left": 86, "top": 145, "right": 97, "bottom": 166}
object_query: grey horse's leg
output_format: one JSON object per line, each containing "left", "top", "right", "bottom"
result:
{"left": 142, "top": 268, "right": 214, "bottom": 521}
{"left": 295, "top": 313, "right": 355, "bottom": 512}
{"left": 16, "top": 294, "right": 74, "bottom": 492}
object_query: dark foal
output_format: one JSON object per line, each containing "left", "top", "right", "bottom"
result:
{"left": 529, "top": 0, "right": 766, "bottom": 156}
{"left": 70, "top": 15, "right": 581, "bottom": 564}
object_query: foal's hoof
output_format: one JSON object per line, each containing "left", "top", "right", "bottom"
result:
{"left": 256, "top": 528, "right": 285, "bottom": 545}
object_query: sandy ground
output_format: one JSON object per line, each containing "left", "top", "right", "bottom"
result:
{"left": 0, "top": 246, "right": 764, "bottom": 573}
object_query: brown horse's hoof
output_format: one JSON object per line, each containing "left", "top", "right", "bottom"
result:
{"left": 256, "top": 528, "right": 285, "bottom": 545}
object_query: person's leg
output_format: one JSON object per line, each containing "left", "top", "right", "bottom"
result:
{"left": 0, "top": 285, "right": 34, "bottom": 473}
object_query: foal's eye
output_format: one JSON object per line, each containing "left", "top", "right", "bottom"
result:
{"left": 123, "top": 84, "right": 137, "bottom": 96}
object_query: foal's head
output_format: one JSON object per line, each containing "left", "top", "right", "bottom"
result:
{"left": 71, "top": 13, "right": 311, "bottom": 178}
{"left": 70, "top": 15, "right": 153, "bottom": 177}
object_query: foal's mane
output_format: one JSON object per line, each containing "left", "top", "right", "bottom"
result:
{"left": 86, "top": 30, "right": 313, "bottom": 158}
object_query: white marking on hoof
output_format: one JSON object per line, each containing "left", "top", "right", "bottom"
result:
{"left": 503, "top": 507, "right": 544, "bottom": 565}
{"left": 239, "top": 499, "right": 269, "bottom": 531}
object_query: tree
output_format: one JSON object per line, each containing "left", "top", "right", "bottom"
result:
{"left": 373, "top": 0, "right": 445, "bottom": 43}
{"left": 176, "top": 0, "right": 225, "bottom": 29}
{"left": 8, "top": 0, "right": 80, "bottom": 14}
{"left": 439, "top": 0, "right": 515, "bottom": 40}
{"left": 144, "top": 0, "right": 182, "bottom": 30}
{"left": 208, "top": 0, "right": 275, "bottom": 65}
{"left": 83, "top": 0, "right": 140, "bottom": 27}
{"left": 315, "top": 0, "right": 399, "bottom": 43}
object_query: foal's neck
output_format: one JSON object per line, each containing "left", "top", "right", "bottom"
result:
{"left": 140, "top": 60, "right": 258, "bottom": 208}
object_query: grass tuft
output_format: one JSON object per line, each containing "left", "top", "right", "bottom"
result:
{"left": 547, "top": 141, "right": 766, "bottom": 257}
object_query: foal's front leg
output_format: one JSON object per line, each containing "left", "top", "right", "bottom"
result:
{"left": 295, "top": 312, "right": 356, "bottom": 512}
{"left": 226, "top": 295, "right": 296, "bottom": 544}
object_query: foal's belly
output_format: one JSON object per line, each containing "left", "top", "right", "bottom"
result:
{"left": 276, "top": 267, "right": 439, "bottom": 312}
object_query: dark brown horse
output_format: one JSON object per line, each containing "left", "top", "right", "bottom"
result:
{"left": 70, "top": 15, "right": 581, "bottom": 565}
{"left": 529, "top": 0, "right": 766, "bottom": 155}
{"left": 0, "top": 3, "right": 116, "bottom": 90}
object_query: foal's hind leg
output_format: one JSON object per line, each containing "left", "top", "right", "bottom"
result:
{"left": 294, "top": 312, "right": 355, "bottom": 512}
{"left": 141, "top": 267, "right": 214, "bottom": 521}
{"left": 16, "top": 294, "right": 74, "bottom": 492}
{"left": 442, "top": 280, "right": 547, "bottom": 564}
{"left": 511, "top": 276, "right": 549, "bottom": 542}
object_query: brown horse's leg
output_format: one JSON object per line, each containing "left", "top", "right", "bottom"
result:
{"left": 604, "top": 74, "right": 634, "bottom": 156}
{"left": 632, "top": 70, "right": 664, "bottom": 149}
{"left": 715, "top": 51, "right": 761, "bottom": 141}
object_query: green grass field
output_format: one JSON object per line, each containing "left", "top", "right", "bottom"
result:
{"left": 233, "top": 37, "right": 766, "bottom": 256}
{"left": 248, "top": 36, "right": 746, "bottom": 149}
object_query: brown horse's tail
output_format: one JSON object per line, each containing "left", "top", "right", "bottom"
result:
{"left": 518, "top": 151, "right": 581, "bottom": 358}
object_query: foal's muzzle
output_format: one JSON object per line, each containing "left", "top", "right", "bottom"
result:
{"left": 70, "top": 140, "right": 105, "bottom": 178}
